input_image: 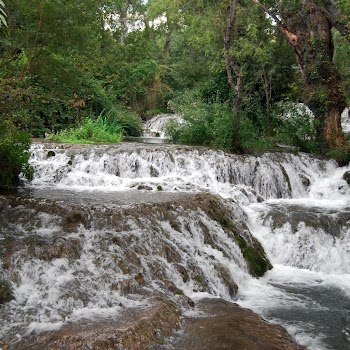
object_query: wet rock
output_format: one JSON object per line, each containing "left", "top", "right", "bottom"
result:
{"left": 12, "top": 299, "right": 181, "bottom": 350}
{"left": 26, "top": 237, "right": 82, "bottom": 261}
{"left": 174, "top": 264, "right": 189, "bottom": 283}
{"left": 263, "top": 203, "right": 350, "bottom": 238}
{"left": 0, "top": 279, "right": 13, "bottom": 304}
{"left": 215, "top": 263, "right": 238, "bottom": 298}
{"left": 62, "top": 210, "right": 89, "bottom": 231}
{"left": 150, "top": 299, "right": 306, "bottom": 350}
{"left": 137, "top": 184, "right": 153, "bottom": 191}
{"left": 0, "top": 196, "right": 9, "bottom": 210}
{"left": 150, "top": 165, "right": 159, "bottom": 177}
{"left": 343, "top": 171, "right": 350, "bottom": 185}
{"left": 47, "top": 150, "right": 56, "bottom": 158}
{"left": 299, "top": 173, "right": 311, "bottom": 188}
{"left": 187, "top": 298, "right": 195, "bottom": 308}
{"left": 163, "top": 244, "right": 181, "bottom": 263}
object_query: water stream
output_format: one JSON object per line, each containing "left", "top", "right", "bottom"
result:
{"left": 1, "top": 114, "right": 350, "bottom": 349}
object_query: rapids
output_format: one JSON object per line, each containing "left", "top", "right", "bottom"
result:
{"left": 1, "top": 118, "right": 350, "bottom": 349}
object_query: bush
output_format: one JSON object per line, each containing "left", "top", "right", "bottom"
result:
{"left": 167, "top": 90, "right": 234, "bottom": 147}
{"left": 0, "top": 120, "right": 31, "bottom": 188}
{"left": 325, "top": 149, "right": 350, "bottom": 166}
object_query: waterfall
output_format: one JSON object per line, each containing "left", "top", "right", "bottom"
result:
{"left": 236, "top": 161, "right": 350, "bottom": 350}
{"left": 2, "top": 141, "right": 350, "bottom": 349}
{"left": 0, "top": 192, "right": 250, "bottom": 342}
{"left": 28, "top": 143, "right": 337, "bottom": 202}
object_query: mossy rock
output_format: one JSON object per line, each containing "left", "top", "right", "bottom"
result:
{"left": 204, "top": 197, "right": 272, "bottom": 277}
{"left": 0, "top": 279, "right": 14, "bottom": 304}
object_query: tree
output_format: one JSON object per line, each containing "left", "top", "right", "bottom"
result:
{"left": 224, "top": 0, "right": 243, "bottom": 151}
{"left": 255, "top": 0, "right": 349, "bottom": 150}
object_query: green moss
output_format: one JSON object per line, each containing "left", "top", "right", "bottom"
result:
{"left": 241, "top": 246, "right": 272, "bottom": 278}
{"left": 174, "top": 288, "right": 184, "bottom": 295}
{"left": 205, "top": 198, "right": 272, "bottom": 277}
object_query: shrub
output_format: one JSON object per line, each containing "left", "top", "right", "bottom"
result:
{"left": 0, "top": 120, "right": 31, "bottom": 188}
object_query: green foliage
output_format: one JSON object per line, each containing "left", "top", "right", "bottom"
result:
{"left": 166, "top": 90, "right": 217, "bottom": 146}
{"left": 0, "top": 0, "right": 346, "bottom": 153}
{"left": 325, "top": 149, "right": 350, "bottom": 166}
{"left": 272, "top": 102, "right": 318, "bottom": 152}
{"left": 0, "top": 120, "right": 31, "bottom": 188}
{"left": 334, "top": 30, "right": 350, "bottom": 104}
{"left": 96, "top": 107, "right": 143, "bottom": 137}
{"left": 46, "top": 116, "right": 123, "bottom": 144}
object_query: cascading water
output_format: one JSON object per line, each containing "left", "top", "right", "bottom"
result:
{"left": 1, "top": 129, "right": 349, "bottom": 349}
{"left": 237, "top": 164, "right": 350, "bottom": 350}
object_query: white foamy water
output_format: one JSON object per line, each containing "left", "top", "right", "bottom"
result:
{"left": 28, "top": 143, "right": 337, "bottom": 203}
{"left": 5, "top": 141, "right": 350, "bottom": 349}
{"left": 0, "top": 203, "right": 250, "bottom": 342}
{"left": 237, "top": 162, "right": 350, "bottom": 349}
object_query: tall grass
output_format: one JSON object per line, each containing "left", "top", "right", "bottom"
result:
{"left": 46, "top": 106, "right": 142, "bottom": 143}
{"left": 46, "top": 116, "right": 123, "bottom": 144}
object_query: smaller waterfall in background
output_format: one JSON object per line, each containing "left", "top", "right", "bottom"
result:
{"left": 143, "top": 114, "right": 183, "bottom": 139}
{"left": 123, "top": 114, "right": 183, "bottom": 144}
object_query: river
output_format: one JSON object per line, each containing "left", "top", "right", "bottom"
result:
{"left": 0, "top": 114, "right": 349, "bottom": 349}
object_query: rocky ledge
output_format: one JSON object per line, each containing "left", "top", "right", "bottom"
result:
{"left": 152, "top": 298, "right": 306, "bottom": 350}
{"left": 6, "top": 298, "right": 305, "bottom": 350}
{"left": 0, "top": 190, "right": 303, "bottom": 349}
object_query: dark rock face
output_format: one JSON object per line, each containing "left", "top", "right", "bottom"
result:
{"left": 299, "top": 173, "right": 311, "bottom": 188}
{"left": 150, "top": 299, "right": 306, "bottom": 350}
{"left": 262, "top": 203, "right": 350, "bottom": 238}
{"left": 343, "top": 171, "right": 350, "bottom": 185}
{"left": 0, "top": 279, "right": 13, "bottom": 304}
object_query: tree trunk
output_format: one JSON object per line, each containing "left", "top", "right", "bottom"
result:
{"left": 224, "top": 0, "right": 243, "bottom": 152}
{"left": 296, "top": 1, "right": 346, "bottom": 149}
{"left": 256, "top": 0, "right": 347, "bottom": 150}
{"left": 262, "top": 67, "right": 272, "bottom": 137}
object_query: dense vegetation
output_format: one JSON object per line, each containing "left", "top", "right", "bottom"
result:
{"left": 0, "top": 0, "right": 349, "bottom": 186}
